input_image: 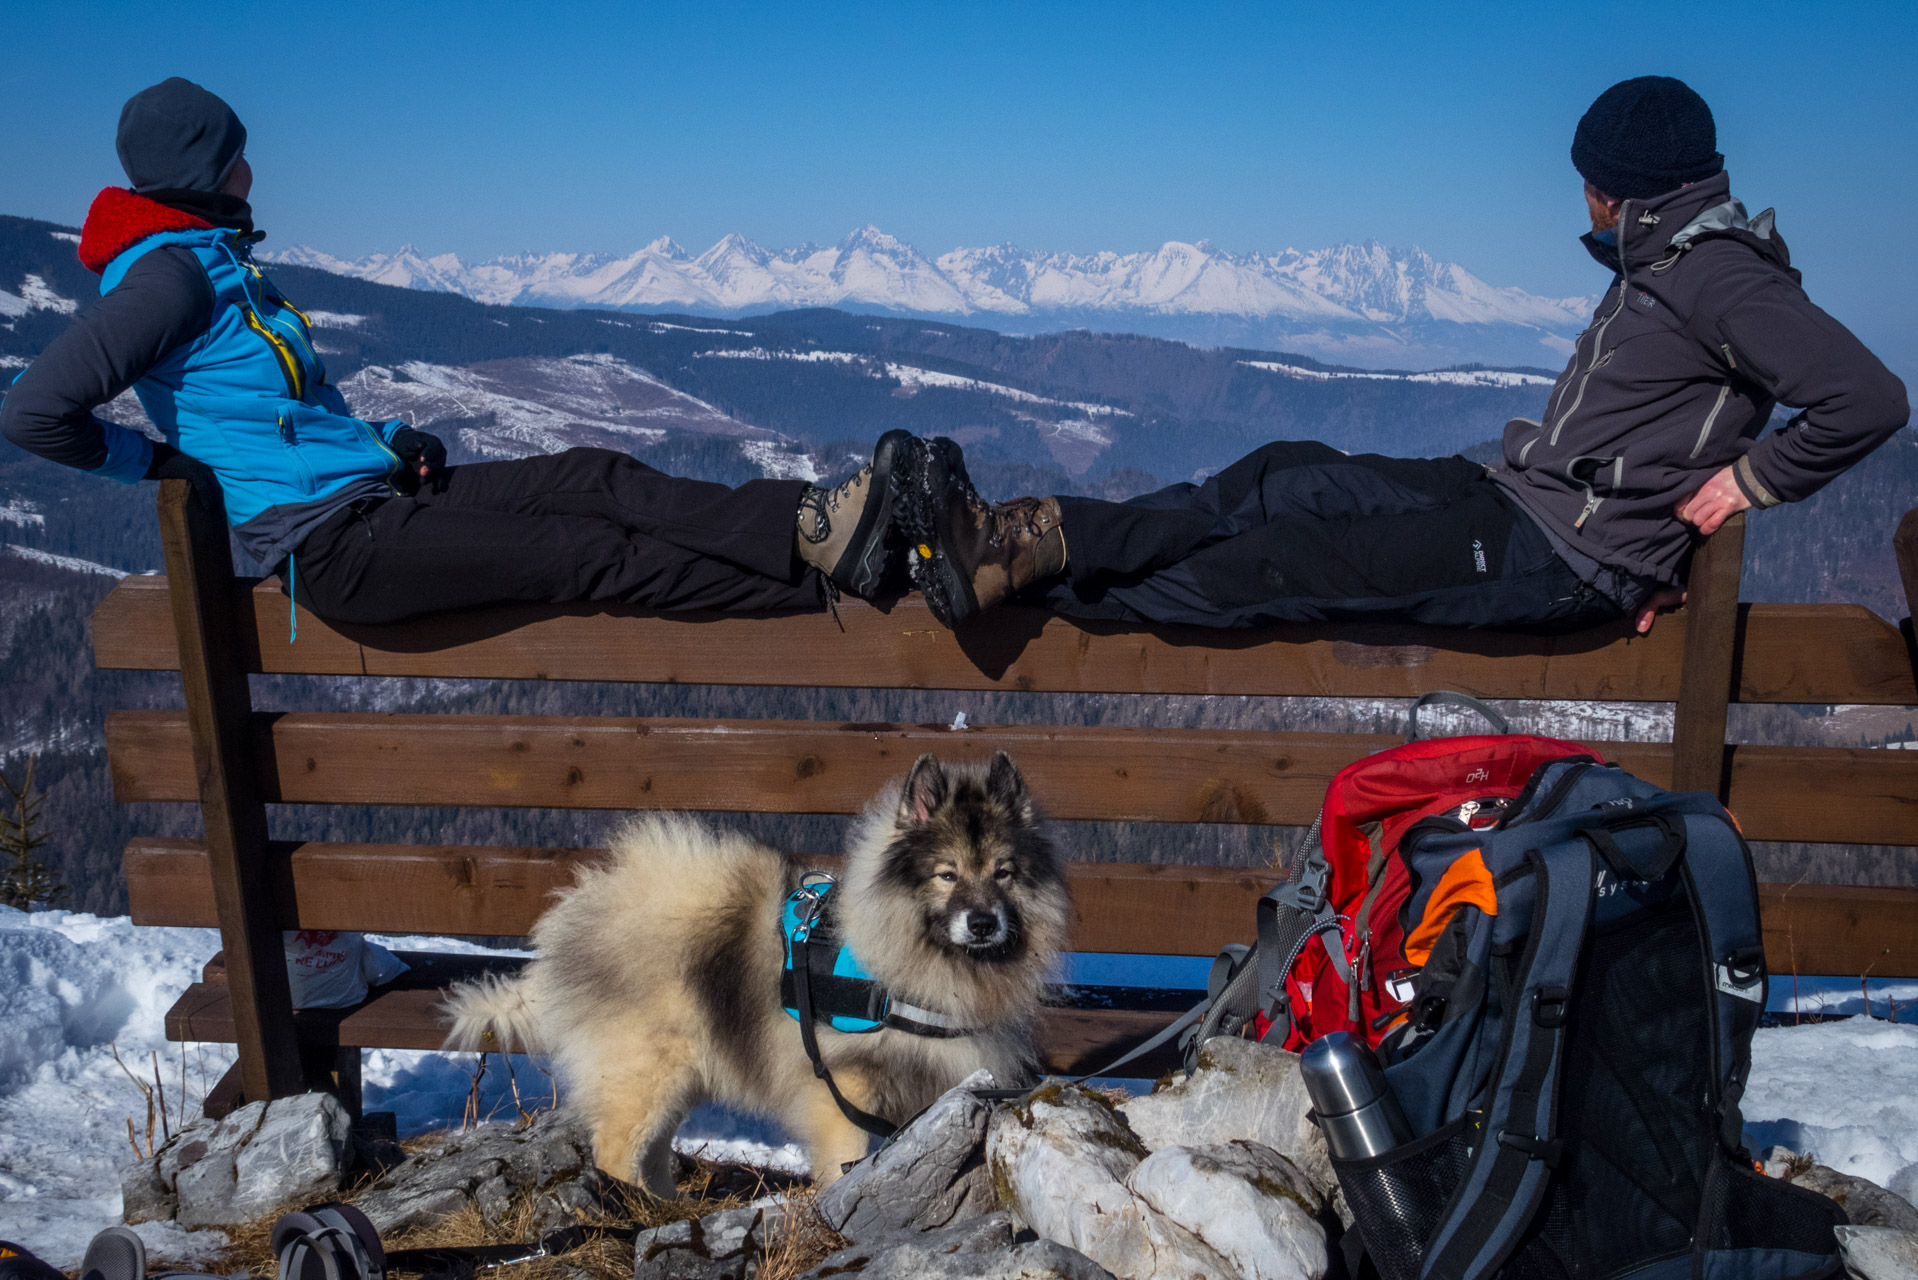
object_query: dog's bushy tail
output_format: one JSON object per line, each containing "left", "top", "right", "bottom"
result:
{"left": 441, "top": 970, "right": 543, "bottom": 1054}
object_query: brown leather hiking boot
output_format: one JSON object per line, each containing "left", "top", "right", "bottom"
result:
{"left": 898, "top": 436, "right": 1066, "bottom": 626}
{"left": 795, "top": 429, "right": 911, "bottom": 599}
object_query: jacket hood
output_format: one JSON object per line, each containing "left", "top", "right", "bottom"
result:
{"left": 77, "top": 186, "right": 213, "bottom": 275}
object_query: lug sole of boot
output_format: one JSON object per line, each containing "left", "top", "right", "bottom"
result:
{"left": 896, "top": 437, "right": 980, "bottom": 627}
{"left": 827, "top": 428, "right": 911, "bottom": 599}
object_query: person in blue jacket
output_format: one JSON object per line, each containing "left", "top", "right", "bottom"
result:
{"left": 0, "top": 79, "right": 903, "bottom": 624}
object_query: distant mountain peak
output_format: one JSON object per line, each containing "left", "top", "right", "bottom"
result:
{"left": 262, "top": 226, "right": 1598, "bottom": 364}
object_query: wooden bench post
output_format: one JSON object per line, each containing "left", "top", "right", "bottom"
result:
{"left": 1896, "top": 507, "right": 1918, "bottom": 656}
{"left": 1670, "top": 513, "right": 1746, "bottom": 797}
{"left": 155, "top": 481, "right": 307, "bottom": 1107}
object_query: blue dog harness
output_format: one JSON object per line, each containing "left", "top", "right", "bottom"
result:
{"left": 779, "top": 876, "right": 976, "bottom": 1037}
{"left": 779, "top": 875, "right": 976, "bottom": 1139}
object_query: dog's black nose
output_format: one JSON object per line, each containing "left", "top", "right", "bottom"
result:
{"left": 965, "top": 910, "right": 999, "bottom": 940}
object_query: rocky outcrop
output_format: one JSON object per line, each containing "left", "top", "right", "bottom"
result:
{"left": 120, "top": 1093, "right": 351, "bottom": 1229}
{"left": 817, "top": 1069, "right": 1000, "bottom": 1242}
{"left": 1122, "top": 1036, "right": 1333, "bottom": 1200}
{"left": 800, "top": 1212, "right": 1114, "bottom": 1280}
{"left": 353, "top": 1110, "right": 614, "bottom": 1235}
{"left": 987, "top": 1083, "right": 1328, "bottom": 1280}
{"left": 1834, "top": 1225, "right": 1918, "bottom": 1280}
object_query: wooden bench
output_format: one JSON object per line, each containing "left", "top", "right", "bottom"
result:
{"left": 94, "top": 482, "right": 1918, "bottom": 1116}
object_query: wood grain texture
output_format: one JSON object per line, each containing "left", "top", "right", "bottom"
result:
{"left": 89, "top": 575, "right": 1918, "bottom": 705}
{"left": 170, "top": 952, "right": 1185, "bottom": 1078}
{"left": 155, "top": 481, "right": 305, "bottom": 1102}
{"left": 105, "top": 710, "right": 1918, "bottom": 843}
{"left": 131, "top": 842, "right": 1918, "bottom": 975}
{"left": 1671, "top": 515, "right": 1743, "bottom": 798}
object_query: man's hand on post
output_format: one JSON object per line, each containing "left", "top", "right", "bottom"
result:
{"left": 1673, "top": 464, "right": 1752, "bottom": 537}
{"left": 1635, "top": 586, "right": 1686, "bottom": 635}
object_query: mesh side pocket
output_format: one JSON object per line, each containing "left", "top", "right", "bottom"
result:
{"left": 1698, "top": 1158, "right": 1847, "bottom": 1276}
{"left": 1332, "top": 1115, "right": 1477, "bottom": 1280}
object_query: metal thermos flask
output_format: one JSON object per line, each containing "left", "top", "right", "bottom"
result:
{"left": 1301, "top": 1031, "right": 1412, "bottom": 1159}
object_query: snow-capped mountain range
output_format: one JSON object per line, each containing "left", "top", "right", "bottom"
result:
{"left": 266, "top": 228, "right": 1595, "bottom": 368}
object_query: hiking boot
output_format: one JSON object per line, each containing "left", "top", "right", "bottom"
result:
{"left": 796, "top": 429, "right": 911, "bottom": 599}
{"left": 898, "top": 436, "right": 1067, "bottom": 627}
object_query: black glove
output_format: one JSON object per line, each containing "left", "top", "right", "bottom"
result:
{"left": 388, "top": 425, "right": 448, "bottom": 494}
{"left": 145, "top": 441, "right": 224, "bottom": 515}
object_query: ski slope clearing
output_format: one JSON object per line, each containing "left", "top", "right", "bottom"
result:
{"left": 1, "top": 908, "right": 1912, "bottom": 1267}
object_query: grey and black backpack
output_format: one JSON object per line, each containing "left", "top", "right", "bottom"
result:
{"left": 1336, "top": 757, "right": 1847, "bottom": 1280}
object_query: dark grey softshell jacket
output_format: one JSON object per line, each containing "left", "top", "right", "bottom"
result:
{"left": 1493, "top": 171, "right": 1908, "bottom": 584}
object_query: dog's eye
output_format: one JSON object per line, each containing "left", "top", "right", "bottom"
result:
{"left": 993, "top": 866, "right": 1014, "bottom": 881}
{"left": 935, "top": 870, "right": 958, "bottom": 883}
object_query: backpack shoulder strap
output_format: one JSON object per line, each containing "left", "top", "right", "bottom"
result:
{"left": 1419, "top": 833, "right": 1594, "bottom": 1280}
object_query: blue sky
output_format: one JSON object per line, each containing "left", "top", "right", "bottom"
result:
{"left": 5, "top": 1, "right": 1913, "bottom": 366}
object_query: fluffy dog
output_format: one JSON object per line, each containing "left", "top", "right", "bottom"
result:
{"left": 443, "top": 750, "right": 1068, "bottom": 1193}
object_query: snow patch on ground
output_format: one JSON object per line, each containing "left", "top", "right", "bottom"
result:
{"left": 1743, "top": 1018, "right": 1918, "bottom": 1187}
{"left": 0, "top": 501, "right": 46, "bottom": 529}
{"left": 19, "top": 276, "right": 77, "bottom": 315}
{"left": 696, "top": 346, "right": 861, "bottom": 363}
{"left": 1240, "top": 359, "right": 1553, "bottom": 387}
{"left": 6, "top": 546, "right": 128, "bottom": 578}
{"left": 303, "top": 311, "right": 366, "bottom": 329}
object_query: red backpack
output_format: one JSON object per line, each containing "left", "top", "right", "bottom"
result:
{"left": 1193, "top": 695, "right": 1600, "bottom": 1055}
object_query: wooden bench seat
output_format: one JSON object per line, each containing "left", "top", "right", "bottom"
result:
{"left": 93, "top": 485, "right": 1918, "bottom": 1116}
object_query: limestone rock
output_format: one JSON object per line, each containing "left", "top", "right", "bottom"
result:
{"left": 987, "top": 1084, "right": 1236, "bottom": 1280}
{"left": 119, "top": 1154, "right": 177, "bottom": 1225}
{"left": 1793, "top": 1166, "right": 1918, "bottom": 1232}
{"left": 1835, "top": 1225, "right": 1918, "bottom": 1280}
{"left": 801, "top": 1212, "right": 1114, "bottom": 1279}
{"left": 1122, "top": 1036, "right": 1331, "bottom": 1196}
{"left": 1127, "top": 1141, "right": 1327, "bottom": 1280}
{"left": 1891, "top": 1165, "right": 1918, "bottom": 1214}
{"left": 356, "top": 1110, "right": 596, "bottom": 1235}
{"left": 818, "top": 1068, "right": 998, "bottom": 1242}
{"left": 633, "top": 1204, "right": 790, "bottom": 1280}
{"left": 139, "top": 1092, "right": 351, "bottom": 1229}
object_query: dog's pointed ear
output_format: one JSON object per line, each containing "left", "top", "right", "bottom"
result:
{"left": 986, "top": 750, "right": 1032, "bottom": 819}
{"left": 900, "top": 753, "right": 948, "bottom": 824}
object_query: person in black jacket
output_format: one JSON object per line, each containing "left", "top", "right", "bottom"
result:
{"left": 1, "top": 79, "right": 905, "bottom": 625}
{"left": 903, "top": 77, "right": 1909, "bottom": 634}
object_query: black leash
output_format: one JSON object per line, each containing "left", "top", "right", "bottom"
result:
{"left": 790, "top": 941, "right": 902, "bottom": 1139}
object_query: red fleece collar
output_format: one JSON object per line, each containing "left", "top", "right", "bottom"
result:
{"left": 77, "top": 187, "right": 213, "bottom": 275}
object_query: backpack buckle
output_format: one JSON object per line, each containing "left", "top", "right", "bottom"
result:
{"left": 1496, "top": 1130, "right": 1563, "bottom": 1167}
{"left": 1532, "top": 985, "right": 1570, "bottom": 1028}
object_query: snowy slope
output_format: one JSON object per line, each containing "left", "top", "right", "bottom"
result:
{"left": 264, "top": 230, "right": 1593, "bottom": 332}
{"left": 4, "top": 909, "right": 1912, "bottom": 1268}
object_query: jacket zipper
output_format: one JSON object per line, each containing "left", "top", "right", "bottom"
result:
{"left": 244, "top": 305, "right": 306, "bottom": 401}
{"left": 1690, "top": 382, "right": 1732, "bottom": 459}
{"left": 1546, "top": 199, "right": 1635, "bottom": 449}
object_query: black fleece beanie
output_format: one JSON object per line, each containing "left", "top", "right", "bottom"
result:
{"left": 1572, "top": 76, "right": 1723, "bottom": 201}
{"left": 116, "top": 77, "right": 248, "bottom": 194}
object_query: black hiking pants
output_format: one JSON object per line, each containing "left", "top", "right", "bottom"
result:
{"left": 1043, "top": 441, "right": 1626, "bottom": 631}
{"left": 288, "top": 447, "right": 820, "bottom": 625}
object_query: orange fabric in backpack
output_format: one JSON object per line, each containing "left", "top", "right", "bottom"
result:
{"left": 1265, "top": 733, "right": 1599, "bottom": 1051}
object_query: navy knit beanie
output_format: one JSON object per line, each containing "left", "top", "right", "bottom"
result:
{"left": 1572, "top": 77, "right": 1722, "bottom": 201}
{"left": 116, "top": 78, "right": 247, "bottom": 195}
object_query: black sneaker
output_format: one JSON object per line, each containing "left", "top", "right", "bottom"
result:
{"left": 0, "top": 1243, "right": 68, "bottom": 1280}
{"left": 796, "top": 429, "right": 912, "bottom": 599}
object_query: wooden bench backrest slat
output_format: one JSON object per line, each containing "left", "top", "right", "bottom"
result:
{"left": 89, "top": 577, "right": 1918, "bottom": 707}
{"left": 106, "top": 709, "right": 1918, "bottom": 845}
{"left": 123, "top": 838, "right": 1918, "bottom": 978}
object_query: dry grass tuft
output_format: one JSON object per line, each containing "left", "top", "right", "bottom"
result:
{"left": 755, "top": 1189, "right": 847, "bottom": 1280}
{"left": 183, "top": 1148, "right": 814, "bottom": 1280}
